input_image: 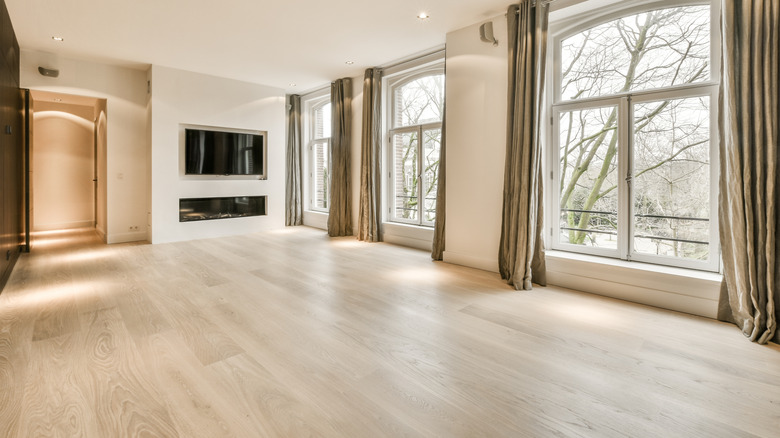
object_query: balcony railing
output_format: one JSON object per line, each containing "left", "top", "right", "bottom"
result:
{"left": 560, "top": 208, "right": 709, "bottom": 245}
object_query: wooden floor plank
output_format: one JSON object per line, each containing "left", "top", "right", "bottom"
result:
{"left": 137, "top": 330, "right": 264, "bottom": 437}
{"left": 78, "top": 307, "right": 180, "bottom": 438}
{"left": 0, "top": 227, "right": 777, "bottom": 438}
{"left": 16, "top": 332, "right": 99, "bottom": 438}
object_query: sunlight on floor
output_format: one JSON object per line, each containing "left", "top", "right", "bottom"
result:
{"left": 550, "top": 302, "right": 629, "bottom": 327}
{"left": 29, "top": 236, "right": 77, "bottom": 249}
{"left": 268, "top": 227, "right": 299, "bottom": 235}
{"left": 4, "top": 279, "right": 111, "bottom": 310}
{"left": 384, "top": 267, "right": 446, "bottom": 283}
{"left": 331, "top": 239, "right": 366, "bottom": 248}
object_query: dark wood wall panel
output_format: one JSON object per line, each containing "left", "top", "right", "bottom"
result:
{"left": 0, "top": 0, "right": 23, "bottom": 291}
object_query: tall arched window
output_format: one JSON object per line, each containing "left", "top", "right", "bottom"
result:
{"left": 386, "top": 67, "right": 444, "bottom": 226}
{"left": 305, "top": 95, "right": 331, "bottom": 212}
{"left": 549, "top": 1, "right": 719, "bottom": 271}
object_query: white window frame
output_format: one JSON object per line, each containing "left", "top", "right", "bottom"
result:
{"left": 383, "top": 55, "right": 445, "bottom": 228}
{"left": 302, "top": 89, "right": 331, "bottom": 214}
{"left": 546, "top": 0, "right": 721, "bottom": 272}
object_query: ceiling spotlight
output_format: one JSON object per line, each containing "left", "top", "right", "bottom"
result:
{"left": 52, "top": 36, "right": 64, "bottom": 42}
{"left": 289, "top": 83, "right": 296, "bottom": 87}
{"left": 345, "top": 61, "right": 354, "bottom": 65}
{"left": 417, "top": 12, "right": 430, "bottom": 20}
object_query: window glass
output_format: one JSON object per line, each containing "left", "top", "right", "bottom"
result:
{"left": 387, "top": 70, "right": 444, "bottom": 226}
{"left": 393, "top": 75, "right": 444, "bottom": 127}
{"left": 561, "top": 6, "right": 710, "bottom": 100}
{"left": 306, "top": 98, "right": 331, "bottom": 213}
{"left": 551, "top": 2, "right": 718, "bottom": 270}
{"left": 633, "top": 96, "right": 711, "bottom": 260}
{"left": 314, "top": 103, "right": 331, "bottom": 139}
{"left": 558, "top": 105, "right": 619, "bottom": 249}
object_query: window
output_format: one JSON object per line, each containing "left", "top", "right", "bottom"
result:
{"left": 304, "top": 94, "right": 331, "bottom": 212}
{"left": 549, "top": 1, "right": 719, "bottom": 271}
{"left": 385, "top": 63, "right": 445, "bottom": 227}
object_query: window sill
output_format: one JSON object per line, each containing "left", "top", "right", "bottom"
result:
{"left": 382, "top": 222, "right": 434, "bottom": 251}
{"left": 547, "top": 250, "right": 722, "bottom": 282}
{"left": 545, "top": 250, "right": 722, "bottom": 318}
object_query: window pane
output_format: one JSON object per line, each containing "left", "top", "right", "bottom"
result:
{"left": 392, "top": 132, "right": 419, "bottom": 221}
{"left": 313, "top": 141, "right": 329, "bottom": 209}
{"left": 314, "top": 103, "right": 331, "bottom": 139}
{"left": 422, "top": 128, "right": 441, "bottom": 223}
{"left": 393, "top": 75, "right": 444, "bottom": 127}
{"left": 558, "top": 106, "right": 619, "bottom": 249}
{"left": 633, "top": 96, "right": 710, "bottom": 260}
{"left": 561, "top": 6, "right": 710, "bottom": 100}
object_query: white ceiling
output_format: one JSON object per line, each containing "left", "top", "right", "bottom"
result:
{"left": 6, "top": 0, "right": 513, "bottom": 93}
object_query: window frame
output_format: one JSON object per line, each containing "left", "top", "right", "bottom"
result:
{"left": 546, "top": 0, "right": 721, "bottom": 272}
{"left": 383, "top": 61, "right": 445, "bottom": 228}
{"left": 302, "top": 90, "right": 331, "bottom": 214}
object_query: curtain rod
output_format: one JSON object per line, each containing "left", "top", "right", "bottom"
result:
{"left": 379, "top": 47, "right": 446, "bottom": 71}
{"left": 513, "top": 0, "right": 555, "bottom": 12}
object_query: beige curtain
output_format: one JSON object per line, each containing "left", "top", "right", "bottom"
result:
{"left": 718, "top": 0, "right": 778, "bottom": 344}
{"left": 285, "top": 94, "right": 303, "bottom": 226}
{"left": 432, "top": 72, "right": 447, "bottom": 261}
{"left": 498, "top": 2, "right": 548, "bottom": 290}
{"left": 328, "top": 78, "right": 353, "bottom": 237}
{"left": 358, "top": 68, "right": 382, "bottom": 242}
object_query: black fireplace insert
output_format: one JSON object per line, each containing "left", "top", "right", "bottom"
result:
{"left": 179, "top": 196, "right": 267, "bottom": 222}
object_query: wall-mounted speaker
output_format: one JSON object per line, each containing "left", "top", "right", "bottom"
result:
{"left": 37, "top": 66, "right": 59, "bottom": 78}
{"left": 479, "top": 22, "right": 499, "bottom": 46}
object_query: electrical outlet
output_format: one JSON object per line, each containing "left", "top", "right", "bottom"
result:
{"left": 129, "top": 225, "right": 139, "bottom": 231}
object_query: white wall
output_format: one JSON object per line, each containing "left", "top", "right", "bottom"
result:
{"left": 21, "top": 50, "right": 150, "bottom": 244}
{"left": 149, "top": 65, "right": 285, "bottom": 244}
{"left": 443, "top": 17, "right": 508, "bottom": 272}
{"left": 32, "top": 101, "right": 95, "bottom": 231}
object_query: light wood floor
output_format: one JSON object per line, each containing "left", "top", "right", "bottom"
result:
{"left": 0, "top": 227, "right": 778, "bottom": 437}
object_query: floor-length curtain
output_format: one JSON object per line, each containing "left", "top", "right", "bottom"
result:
{"left": 432, "top": 72, "right": 447, "bottom": 261}
{"left": 328, "top": 78, "right": 353, "bottom": 237}
{"left": 498, "top": 2, "right": 548, "bottom": 290}
{"left": 358, "top": 68, "right": 382, "bottom": 242}
{"left": 285, "top": 94, "right": 303, "bottom": 226}
{"left": 718, "top": 0, "right": 778, "bottom": 344}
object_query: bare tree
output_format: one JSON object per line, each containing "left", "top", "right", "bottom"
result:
{"left": 393, "top": 74, "right": 444, "bottom": 221}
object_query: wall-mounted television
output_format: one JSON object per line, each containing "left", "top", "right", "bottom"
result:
{"left": 184, "top": 127, "right": 266, "bottom": 177}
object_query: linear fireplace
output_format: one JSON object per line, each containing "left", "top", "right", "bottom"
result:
{"left": 179, "top": 196, "right": 267, "bottom": 222}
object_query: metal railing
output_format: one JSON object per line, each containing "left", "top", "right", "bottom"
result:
{"left": 560, "top": 208, "right": 709, "bottom": 245}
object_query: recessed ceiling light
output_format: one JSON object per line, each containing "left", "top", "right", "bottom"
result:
{"left": 52, "top": 36, "right": 64, "bottom": 42}
{"left": 345, "top": 61, "right": 354, "bottom": 65}
{"left": 417, "top": 12, "right": 430, "bottom": 20}
{"left": 289, "top": 83, "right": 296, "bottom": 87}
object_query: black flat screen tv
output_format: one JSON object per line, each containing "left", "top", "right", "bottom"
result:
{"left": 184, "top": 128, "right": 266, "bottom": 176}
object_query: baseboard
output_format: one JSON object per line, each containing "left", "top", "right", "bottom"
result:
{"left": 107, "top": 230, "right": 148, "bottom": 244}
{"left": 546, "top": 270, "right": 718, "bottom": 318}
{"left": 303, "top": 211, "right": 328, "bottom": 230}
{"left": 96, "top": 225, "right": 106, "bottom": 242}
{"left": 381, "top": 222, "right": 433, "bottom": 251}
{"left": 382, "top": 233, "right": 431, "bottom": 251}
{"left": 545, "top": 253, "right": 721, "bottom": 318}
{"left": 443, "top": 250, "right": 499, "bottom": 273}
